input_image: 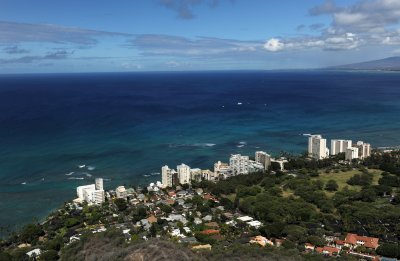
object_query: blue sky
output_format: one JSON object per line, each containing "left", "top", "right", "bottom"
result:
{"left": 1, "top": 0, "right": 400, "bottom": 73}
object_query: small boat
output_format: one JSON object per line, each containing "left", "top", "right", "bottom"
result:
{"left": 237, "top": 102, "right": 242, "bottom": 105}
{"left": 21, "top": 182, "right": 27, "bottom": 185}
{"left": 78, "top": 165, "right": 86, "bottom": 169}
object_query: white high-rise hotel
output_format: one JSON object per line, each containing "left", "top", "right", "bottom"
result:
{"left": 177, "top": 163, "right": 191, "bottom": 185}
{"left": 162, "top": 165, "right": 175, "bottom": 188}
{"left": 308, "top": 135, "right": 329, "bottom": 160}
{"left": 76, "top": 178, "right": 105, "bottom": 205}
{"left": 255, "top": 151, "right": 271, "bottom": 170}
{"left": 230, "top": 154, "right": 250, "bottom": 175}
{"left": 331, "top": 139, "right": 352, "bottom": 155}
{"left": 345, "top": 147, "right": 359, "bottom": 161}
{"left": 356, "top": 141, "right": 371, "bottom": 159}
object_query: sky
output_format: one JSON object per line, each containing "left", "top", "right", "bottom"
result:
{"left": 1, "top": 0, "right": 400, "bottom": 73}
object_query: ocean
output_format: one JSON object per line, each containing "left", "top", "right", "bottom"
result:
{"left": 0, "top": 70, "right": 399, "bottom": 234}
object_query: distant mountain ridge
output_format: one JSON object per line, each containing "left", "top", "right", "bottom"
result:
{"left": 329, "top": 56, "right": 400, "bottom": 71}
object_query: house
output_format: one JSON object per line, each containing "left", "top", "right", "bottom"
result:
{"left": 192, "top": 244, "right": 212, "bottom": 250}
{"left": 195, "top": 188, "right": 204, "bottom": 195}
{"left": 305, "top": 243, "right": 315, "bottom": 251}
{"left": 334, "top": 239, "right": 345, "bottom": 249}
{"left": 176, "top": 198, "right": 185, "bottom": 205}
{"left": 316, "top": 246, "right": 340, "bottom": 257}
{"left": 168, "top": 191, "right": 176, "bottom": 198}
{"left": 183, "top": 227, "right": 191, "bottom": 234}
{"left": 205, "top": 222, "right": 219, "bottom": 228}
{"left": 179, "top": 237, "right": 198, "bottom": 244}
{"left": 250, "top": 236, "right": 274, "bottom": 247}
{"left": 237, "top": 216, "right": 253, "bottom": 222}
{"left": 194, "top": 217, "right": 202, "bottom": 225}
{"left": 17, "top": 243, "right": 31, "bottom": 248}
{"left": 200, "top": 229, "right": 220, "bottom": 235}
{"left": 183, "top": 203, "right": 193, "bottom": 209}
{"left": 171, "top": 228, "right": 184, "bottom": 238}
{"left": 202, "top": 215, "right": 213, "bottom": 222}
{"left": 275, "top": 239, "right": 285, "bottom": 247}
{"left": 167, "top": 214, "right": 188, "bottom": 224}
{"left": 203, "top": 194, "right": 218, "bottom": 202}
{"left": 26, "top": 249, "right": 41, "bottom": 258}
{"left": 176, "top": 190, "right": 187, "bottom": 198}
{"left": 247, "top": 220, "right": 262, "bottom": 228}
{"left": 69, "top": 235, "right": 81, "bottom": 243}
{"left": 344, "top": 233, "right": 379, "bottom": 249}
{"left": 147, "top": 215, "right": 158, "bottom": 224}
{"left": 223, "top": 212, "right": 234, "bottom": 219}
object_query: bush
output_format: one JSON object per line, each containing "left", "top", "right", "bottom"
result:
{"left": 40, "top": 250, "right": 59, "bottom": 261}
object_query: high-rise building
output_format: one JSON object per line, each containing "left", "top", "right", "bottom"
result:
{"left": 190, "top": 168, "right": 202, "bottom": 182}
{"left": 91, "top": 190, "right": 105, "bottom": 205}
{"left": 162, "top": 165, "right": 174, "bottom": 188}
{"left": 76, "top": 181, "right": 105, "bottom": 205}
{"left": 356, "top": 141, "right": 371, "bottom": 159}
{"left": 255, "top": 151, "right": 271, "bottom": 170}
{"left": 308, "top": 135, "right": 329, "bottom": 160}
{"left": 77, "top": 184, "right": 95, "bottom": 200}
{"left": 230, "top": 154, "right": 250, "bottom": 175}
{"left": 177, "top": 163, "right": 191, "bottom": 184}
{"left": 95, "top": 178, "right": 103, "bottom": 190}
{"left": 331, "top": 139, "right": 352, "bottom": 155}
{"left": 345, "top": 147, "right": 359, "bottom": 161}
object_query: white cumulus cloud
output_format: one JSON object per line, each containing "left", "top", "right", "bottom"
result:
{"left": 263, "top": 38, "right": 285, "bottom": 52}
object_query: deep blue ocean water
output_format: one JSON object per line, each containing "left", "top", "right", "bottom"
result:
{"left": 0, "top": 70, "right": 399, "bottom": 233}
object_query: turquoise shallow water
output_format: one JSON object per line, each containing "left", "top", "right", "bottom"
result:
{"left": 0, "top": 70, "right": 399, "bottom": 234}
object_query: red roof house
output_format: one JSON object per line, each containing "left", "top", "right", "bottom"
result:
{"left": 316, "top": 246, "right": 340, "bottom": 256}
{"left": 344, "top": 233, "right": 379, "bottom": 249}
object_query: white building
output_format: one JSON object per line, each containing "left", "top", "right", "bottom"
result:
{"left": 255, "top": 151, "right": 271, "bottom": 170}
{"left": 76, "top": 182, "right": 105, "bottom": 205}
{"left": 95, "top": 178, "right": 103, "bottom": 190}
{"left": 356, "top": 141, "right": 371, "bottom": 159}
{"left": 77, "top": 184, "right": 95, "bottom": 200}
{"left": 331, "top": 139, "right": 352, "bottom": 155}
{"left": 177, "top": 163, "right": 191, "bottom": 185}
{"left": 271, "top": 157, "right": 288, "bottom": 171}
{"left": 214, "top": 161, "right": 231, "bottom": 177}
{"left": 248, "top": 160, "right": 265, "bottom": 173}
{"left": 230, "top": 154, "right": 250, "bottom": 175}
{"left": 116, "top": 186, "right": 127, "bottom": 199}
{"left": 201, "top": 169, "right": 216, "bottom": 181}
{"left": 308, "top": 135, "right": 329, "bottom": 160}
{"left": 162, "top": 165, "right": 175, "bottom": 188}
{"left": 91, "top": 190, "right": 105, "bottom": 205}
{"left": 345, "top": 147, "right": 359, "bottom": 161}
{"left": 190, "top": 168, "right": 202, "bottom": 182}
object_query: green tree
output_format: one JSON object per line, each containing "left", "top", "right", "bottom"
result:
{"left": 19, "top": 224, "right": 44, "bottom": 244}
{"left": 65, "top": 217, "right": 80, "bottom": 228}
{"left": 0, "top": 251, "right": 12, "bottom": 261}
{"left": 377, "top": 243, "right": 400, "bottom": 258}
{"left": 325, "top": 180, "right": 338, "bottom": 191}
{"left": 114, "top": 198, "right": 127, "bottom": 211}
